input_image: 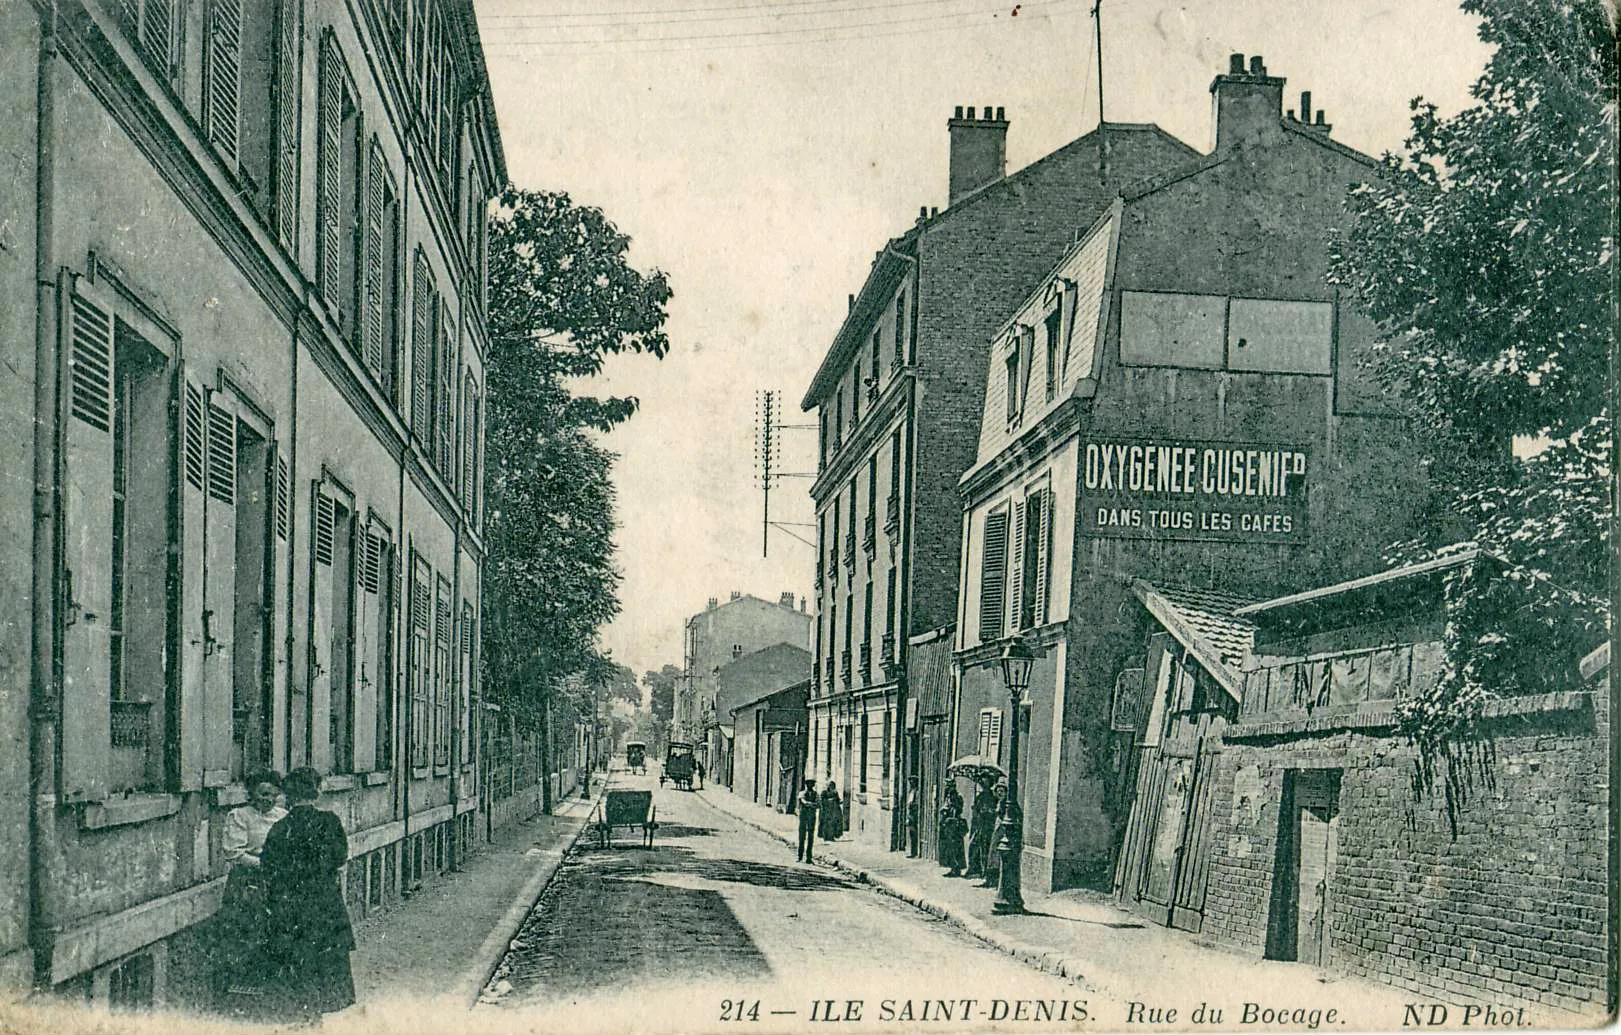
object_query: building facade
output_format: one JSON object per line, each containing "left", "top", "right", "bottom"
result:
{"left": 676, "top": 592, "right": 811, "bottom": 770}
{"left": 953, "top": 55, "right": 1432, "bottom": 895}
{"left": 802, "top": 103, "right": 1199, "bottom": 850}
{"left": 1, "top": 0, "right": 502, "bottom": 1005}
{"left": 730, "top": 679, "right": 810, "bottom": 811}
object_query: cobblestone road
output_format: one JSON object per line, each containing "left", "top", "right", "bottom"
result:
{"left": 478, "top": 772, "right": 1083, "bottom": 1033}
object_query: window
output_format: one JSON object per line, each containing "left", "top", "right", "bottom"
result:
{"left": 1004, "top": 345, "right": 1021, "bottom": 425}
{"left": 977, "top": 708, "right": 1005, "bottom": 763}
{"left": 364, "top": 141, "right": 402, "bottom": 396}
{"left": 414, "top": 0, "right": 458, "bottom": 195}
{"left": 1018, "top": 486, "right": 1050, "bottom": 630}
{"left": 1044, "top": 308, "right": 1061, "bottom": 400}
{"left": 410, "top": 250, "right": 436, "bottom": 441}
{"left": 227, "top": 411, "right": 275, "bottom": 778}
{"left": 316, "top": 37, "right": 362, "bottom": 339}
{"left": 869, "top": 329, "right": 881, "bottom": 393}
{"left": 360, "top": 524, "right": 395, "bottom": 771}
{"left": 409, "top": 556, "right": 432, "bottom": 768}
{"left": 818, "top": 410, "right": 828, "bottom": 466}
{"left": 880, "top": 710, "right": 892, "bottom": 796}
{"left": 893, "top": 291, "right": 906, "bottom": 369}
{"left": 851, "top": 358, "right": 862, "bottom": 423}
{"left": 859, "top": 712, "right": 869, "bottom": 792}
{"left": 861, "top": 581, "right": 873, "bottom": 677}
{"left": 884, "top": 566, "right": 896, "bottom": 639}
{"left": 833, "top": 389, "right": 843, "bottom": 448}
{"left": 461, "top": 375, "right": 481, "bottom": 519}
{"left": 65, "top": 293, "right": 173, "bottom": 798}
{"left": 119, "top": 0, "right": 181, "bottom": 86}
{"left": 434, "top": 576, "right": 452, "bottom": 767}
{"left": 435, "top": 299, "right": 457, "bottom": 478}
{"left": 310, "top": 484, "right": 357, "bottom": 773}
{"left": 977, "top": 507, "right": 1009, "bottom": 643}
{"left": 460, "top": 601, "right": 476, "bottom": 765}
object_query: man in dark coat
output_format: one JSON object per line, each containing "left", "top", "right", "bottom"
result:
{"left": 796, "top": 779, "right": 819, "bottom": 862}
{"left": 262, "top": 766, "right": 356, "bottom": 1023}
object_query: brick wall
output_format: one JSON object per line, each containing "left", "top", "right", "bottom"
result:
{"left": 1203, "top": 686, "right": 1610, "bottom": 1015}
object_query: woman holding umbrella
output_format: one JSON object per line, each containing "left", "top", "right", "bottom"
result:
{"left": 946, "top": 754, "right": 1004, "bottom": 880}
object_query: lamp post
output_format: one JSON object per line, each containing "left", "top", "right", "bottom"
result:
{"left": 992, "top": 636, "right": 1035, "bottom": 915}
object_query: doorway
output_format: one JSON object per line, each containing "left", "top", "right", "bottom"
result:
{"left": 1266, "top": 768, "right": 1342, "bottom": 964}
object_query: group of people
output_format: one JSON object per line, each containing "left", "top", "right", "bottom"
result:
{"left": 792, "top": 778, "right": 848, "bottom": 862}
{"left": 214, "top": 766, "right": 357, "bottom": 1024}
{"left": 937, "top": 781, "right": 1002, "bottom": 884}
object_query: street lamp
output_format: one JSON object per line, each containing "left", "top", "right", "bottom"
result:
{"left": 992, "top": 636, "right": 1035, "bottom": 915}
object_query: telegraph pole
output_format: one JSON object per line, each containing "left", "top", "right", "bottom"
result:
{"left": 754, "top": 389, "right": 816, "bottom": 557}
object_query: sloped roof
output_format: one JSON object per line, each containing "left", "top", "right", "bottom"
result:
{"left": 732, "top": 677, "right": 811, "bottom": 717}
{"left": 714, "top": 643, "right": 812, "bottom": 717}
{"left": 1132, "top": 580, "right": 1258, "bottom": 701}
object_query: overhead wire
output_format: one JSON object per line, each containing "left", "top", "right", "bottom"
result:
{"left": 482, "top": 0, "right": 1011, "bottom": 31}
{"left": 482, "top": 0, "right": 1084, "bottom": 53}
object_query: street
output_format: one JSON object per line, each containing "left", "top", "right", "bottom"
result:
{"left": 477, "top": 772, "right": 1082, "bottom": 1033}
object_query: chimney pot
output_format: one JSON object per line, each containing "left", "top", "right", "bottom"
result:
{"left": 919, "top": 205, "right": 928, "bottom": 220}
{"left": 848, "top": 293, "right": 855, "bottom": 311}
{"left": 953, "top": 104, "right": 964, "bottom": 119}
{"left": 1300, "top": 90, "right": 1312, "bottom": 123}
{"left": 966, "top": 106, "right": 975, "bottom": 120}
{"left": 1286, "top": 109, "right": 1296, "bottom": 121}
{"left": 946, "top": 102, "right": 1009, "bottom": 205}
{"left": 1315, "top": 110, "right": 1325, "bottom": 126}
{"left": 707, "top": 597, "right": 717, "bottom": 610}
{"left": 930, "top": 207, "right": 938, "bottom": 217}
{"left": 730, "top": 590, "right": 741, "bottom": 601}
{"left": 1229, "top": 53, "right": 1245, "bottom": 73}
{"left": 995, "top": 106, "right": 1005, "bottom": 121}
{"left": 779, "top": 591, "right": 795, "bottom": 608}
{"left": 1249, "top": 54, "right": 1265, "bottom": 75}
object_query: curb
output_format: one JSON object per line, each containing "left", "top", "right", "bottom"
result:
{"left": 454, "top": 776, "right": 611, "bottom": 1008}
{"left": 692, "top": 790, "right": 1090, "bottom": 989}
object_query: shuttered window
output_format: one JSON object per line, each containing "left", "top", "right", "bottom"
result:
{"left": 410, "top": 251, "right": 435, "bottom": 441}
{"left": 460, "top": 375, "right": 479, "bottom": 514}
{"left": 409, "top": 555, "right": 431, "bottom": 768}
{"left": 977, "top": 708, "right": 1004, "bottom": 764}
{"left": 205, "top": 0, "right": 243, "bottom": 165}
{"left": 273, "top": 0, "right": 301, "bottom": 248}
{"left": 316, "top": 37, "right": 361, "bottom": 334}
{"left": 1007, "top": 498, "right": 1026, "bottom": 636}
{"left": 362, "top": 141, "right": 388, "bottom": 380}
{"left": 119, "top": 0, "right": 179, "bottom": 85}
{"left": 434, "top": 576, "right": 452, "bottom": 767}
{"left": 1019, "top": 486, "right": 1051, "bottom": 630}
{"left": 435, "top": 299, "right": 456, "bottom": 478}
{"left": 978, "top": 508, "right": 1009, "bottom": 644}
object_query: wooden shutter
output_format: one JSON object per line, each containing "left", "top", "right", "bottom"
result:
{"left": 459, "top": 601, "right": 474, "bottom": 765}
{"left": 308, "top": 484, "right": 335, "bottom": 771}
{"left": 352, "top": 527, "right": 381, "bottom": 772}
{"left": 436, "top": 298, "right": 455, "bottom": 476}
{"left": 460, "top": 378, "right": 476, "bottom": 511}
{"left": 978, "top": 509, "right": 1008, "bottom": 644}
{"left": 316, "top": 38, "right": 342, "bottom": 308}
{"left": 267, "top": 443, "right": 291, "bottom": 769}
{"left": 1008, "top": 499, "right": 1026, "bottom": 633}
{"left": 273, "top": 0, "right": 300, "bottom": 248}
{"left": 410, "top": 253, "right": 432, "bottom": 440}
{"left": 201, "top": 393, "right": 239, "bottom": 785}
{"left": 140, "top": 0, "right": 176, "bottom": 80}
{"left": 59, "top": 285, "right": 117, "bottom": 802}
{"left": 1032, "top": 488, "right": 1052, "bottom": 626}
{"left": 362, "top": 142, "right": 386, "bottom": 378}
{"left": 205, "top": 0, "right": 242, "bottom": 165}
{"left": 177, "top": 375, "right": 208, "bottom": 790}
{"left": 988, "top": 709, "right": 1004, "bottom": 764}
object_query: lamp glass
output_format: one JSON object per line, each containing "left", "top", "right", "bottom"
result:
{"left": 999, "top": 640, "right": 1034, "bottom": 697}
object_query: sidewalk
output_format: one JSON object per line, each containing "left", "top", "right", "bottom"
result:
{"left": 695, "top": 786, "right": 1420, "bottom": 1023}
{"left": 326, "top": 780, "right": 607, "bottom": 1031}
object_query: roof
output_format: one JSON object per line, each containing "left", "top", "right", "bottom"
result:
{"left": 801, "top": 122, "right": 1200, "bottom": 411}
{"left": 1132, "top": 580, "right": 1258, "bottom": 701}
{"left": 1234, "top": 548, "right": 1482, "bottom": 618}
{"left": 731, "top": 678, "right": 811, "bottom": 716}
{"left": 714, "top": 643, "right": 813, "bottom": 716}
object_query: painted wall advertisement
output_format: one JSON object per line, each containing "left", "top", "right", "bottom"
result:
{"left": 1080, "top": 439, "right": 1309, "bottom": 544}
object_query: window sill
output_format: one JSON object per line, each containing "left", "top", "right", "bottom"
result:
{"left": 433, "top": 765, "right": 450, "bottom": 778}
{"left": 213, "top": 786, "right": 249, "bottom": 808}
{"left": 412, "top": 766, "right": 432, "bottom": 780}
{"left": 80, "top": 794, "right": 181, "bottom": 830}
{"left": 323, "top": 774, "right": 357, "bottom": 792}
{"left": 364, "top": 771, "right": 391, "bottom": 787}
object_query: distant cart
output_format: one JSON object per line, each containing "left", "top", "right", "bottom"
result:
{"left": 661, "top": 742, "right": 695, "bottom": 790}
{"left": 625, "top": 742, "right": 647, "bottom": 774}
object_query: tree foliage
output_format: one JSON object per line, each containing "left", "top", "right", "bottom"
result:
{"left": 482, "top": 188, "right": 672, "bottom": 719}
{"left": 1329, "top": 0, "right": 1616, "bottom": 746}
{"left": 643, "top": 664, "right": 681, "bottom": 727}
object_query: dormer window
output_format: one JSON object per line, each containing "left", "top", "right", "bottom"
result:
{"left": 1044, "top": 307, "right": 1062, "bottom": 400}
{"left": 1004, "top": 341, "right": 1021, "bottom": 426}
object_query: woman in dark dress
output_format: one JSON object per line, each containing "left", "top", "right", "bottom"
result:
{"left": 262, "top": 766, "right": 356, "bottom": 1023}
{"left": 818, "top": 780, "right": 844, "bottom": 841}
{"left": 938, "top": 798, "right": 968, "bottom": 877}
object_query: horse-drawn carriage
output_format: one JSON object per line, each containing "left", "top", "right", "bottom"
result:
{"left": 660, "top": 741, "right": 696, "bottom": 790}
{"left": 624, "top": 741, "right": 647, "bottom": 774}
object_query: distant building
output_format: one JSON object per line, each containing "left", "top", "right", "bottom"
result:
{"left": 951, "top": 54, "right": 1430, "bottom": 895}
{"left": 0, "top": 0, "right": 502, "bottom": 1005}
{"left": 802, "top": 100, "right": 1199, "bottom": 851}
{"left": 731, "top": 679, "right": 811, "bottom": 813}
{"left": 677, "top": 592, "right": 811, "bottom": 769}
{"left": 712, "top": 644, "right": 811, "bottom": 791}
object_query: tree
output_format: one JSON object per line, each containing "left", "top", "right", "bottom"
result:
{"left": 482, "top": 188, "right": 673, "bottom": 733}
{"left": 1329, "top": 0, "right": 1615, "bottom": 751}
{"left": 644, "top": 664, "right": 681, "bottom": 729}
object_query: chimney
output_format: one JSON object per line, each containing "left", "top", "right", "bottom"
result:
{"left": 779, "top": 591, "right": 795, "bottom": 608}
{"left": 730, "top": 590, "right": 741, "bottom": 601}
{"left": 707, "top": 597, "right": 718, "bottom": 610}
{"left": 947, "top": 103, "right": 1009, "bottom": 206}
{"left": 1209, "top": 52, "right": 1285, "bottom": 152}
{"left": 1286, "top": 89, "right": 1334, "bottom": 137}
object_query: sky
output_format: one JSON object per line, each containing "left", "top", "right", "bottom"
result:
{"left": 472, "top": 0, "right": 1491, "bottom": 678}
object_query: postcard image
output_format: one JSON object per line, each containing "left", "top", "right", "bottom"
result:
{"left": 0, "top": 0, "right": 1614, "bottom": 1033}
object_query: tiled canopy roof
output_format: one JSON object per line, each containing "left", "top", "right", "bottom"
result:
{"left": 1132, "top": 580, "right": 1258, "bottom": 700}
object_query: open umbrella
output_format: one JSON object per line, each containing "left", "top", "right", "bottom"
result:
{"left": 947, "top": 754, "right": 1007, "bottom": 786}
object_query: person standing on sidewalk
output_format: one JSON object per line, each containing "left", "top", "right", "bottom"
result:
{"left": 262, "top": 767, "right": 356, "bottom": 1024}
{"left": 796, "top": 779, "right": 820, "bottom": 862}
{"left": 966, "top": 783, "right": 996, "bottom": 880}
{"left": 818, "top": 780, "right": 844, "bottom": 841}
